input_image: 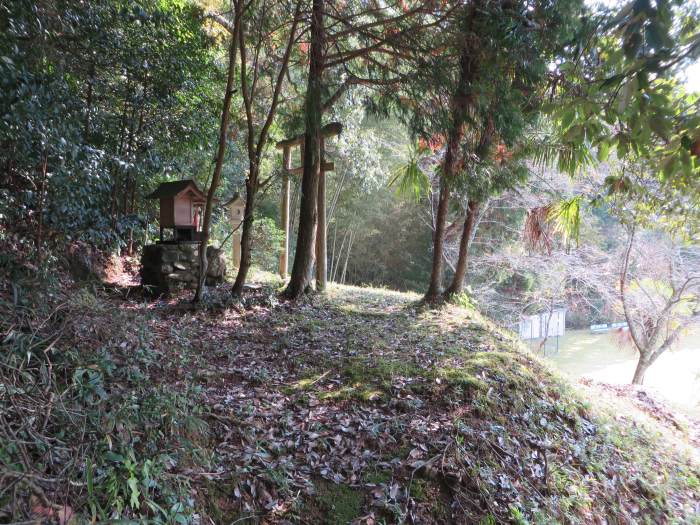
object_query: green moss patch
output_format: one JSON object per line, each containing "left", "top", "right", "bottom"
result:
{"left": 306, "top": 479, "right": 364, "bottom": 525}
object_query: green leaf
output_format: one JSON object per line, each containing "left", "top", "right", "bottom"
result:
{"left": 104, "top": 451, "right": 125, "bottom": 463}
{"left": 548, "top": 196, "right": 582, "bottom": 246}
{"left": 563, "top": 125, "right": 584, "bottom": 144}
{"left": 560, "top": 109, "right": 576, "bottom": 130}
{"left": 388, "top": 150, "right": 430, "bottom": 201}
{"left": 617, "top": 135, "right": 630, "bottom": 158}
{"left": 127, "top": 476, "right": 141, "bottom": 509}
{"left": 649, "top": 115, "right": 670, "bottom": 141}
{"left": 617, "top": 77, "right": 638, "bottom": 114}
{"left": 603, "top": 110, "right": 617, "bottom": 125}
{"left": 597, "top": 141, "right": 611, "bottom": 161}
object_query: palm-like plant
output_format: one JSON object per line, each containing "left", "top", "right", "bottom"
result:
{"left": 387, "top": 147, "right": 432, "bottom": 201}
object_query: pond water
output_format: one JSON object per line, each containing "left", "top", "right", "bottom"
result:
{"left": 528, "top": 328, "right": 700, "bottom": 418}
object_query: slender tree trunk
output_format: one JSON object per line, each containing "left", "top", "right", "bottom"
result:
{"left": 84, "top": 63, "right": 95, "bottom": 136}
{"left": 332, "top": 228, "right": 348, "bottom": 283}
{"left": 232, "top": 177, "right": 256, "bottom": 295}
{"left": 121, "top": 102, "right": 138, "bottom": 217}
{"left": 126, "top": 102, "right": 146, "bottom": 256}
{"left": 620, "top": 228, "right": 658, "bottom": 386}
{"left": 329, "top": 220, "right": 338, "bottom": 279}
{"left": 341, "top": 228, "right": 355, "bottom": 284}
{"left": 126, "top": 173, "right": 137, "bottom": 256}
{"left": 425, "top": 180, "right": 451, "bottom": 300}
{"left": 110, "top": 89, "right": 130, "bottom": 228}
{"left": 316, "top": 161, "right": 327, "bottom": 291}
{"left": 194, "top": 10, "right": 240, "bottom": 303}
{"left": 424, "top": 37, "right": 473, "bottom": 302}
{"left": 229, "top": 2, "right": 299, "bottom": 294}
{"left": 537, "top": 297, "right": 556, "bottom": 354}
{"left": 619, "top": 227, "right": 651, "bottom": 382}
{"left": 283, "top": 0, "right": 324, "bottom": 299}
{"left": 631, "top": 356, "right": 649, "bottom": 385}
{"left": 444, "top": 200, "right": 480, "bottom": 298}
{"left": 289, "top": 181, "right": 300, "bottom": 242}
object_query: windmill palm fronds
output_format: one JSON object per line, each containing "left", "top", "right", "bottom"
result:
{"left": 388, "top": 149, "right": 431, "bottom": 201}
{"left": 549, "top": 196, "right": 582, "bottom": 247}
{"left": 524, "top": 196, "right": 583, "bottom": 254}
{"left": 524, "top": 205, "right": 554, "bottom": 254}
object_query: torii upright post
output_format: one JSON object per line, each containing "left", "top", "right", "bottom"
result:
{"left": 316, "top": 137, "right": 327, "bottom": 290}
{"left": 279, "top": 147, "right": 291, "bottom": 278}
{"left": 276, "top": 122, "right": 342, "bottom": 290}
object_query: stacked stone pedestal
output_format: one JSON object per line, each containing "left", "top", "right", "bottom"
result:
{"left": 140, "top": 243, "right": 226, "bottom": 296}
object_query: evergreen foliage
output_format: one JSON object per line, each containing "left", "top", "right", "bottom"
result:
{"left": 1, "top": 0, "right": 222, "bottom": 251}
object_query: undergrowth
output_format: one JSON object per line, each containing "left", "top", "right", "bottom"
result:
{"left": 2, "top": 260, "right": 699, "bottom": 524}
{"left": 0, "top": 254, "right": 209, "bottom": 522}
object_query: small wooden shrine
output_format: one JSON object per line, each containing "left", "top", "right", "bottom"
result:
{"left": 146, "top": 179, "right": 207, "bottom": 243}
{"left": 141, "top": 179, "right": 225, "bottom": 295}
{"left": 276, "top": 122, "right": 342, "bottom": 291}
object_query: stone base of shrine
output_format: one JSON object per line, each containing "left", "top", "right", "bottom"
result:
{"left": 140, "top": 242, "right": 226, "bottom": 296}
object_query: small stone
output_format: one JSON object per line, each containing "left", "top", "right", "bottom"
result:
{"left": 206, "top": 246, "right": 227, "bottom": 282}
{"left": 179, "top": 243, "right": 197, "bottom": 254}
{"left": 173, "top": 262, "right": 187, "bottom": 271}
{"left": 161, "top": 251, "right": 178, "bottom": 263}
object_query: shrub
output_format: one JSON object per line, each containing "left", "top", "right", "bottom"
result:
{"left": 0, "top": 258, "right": 208, "bottom": 522}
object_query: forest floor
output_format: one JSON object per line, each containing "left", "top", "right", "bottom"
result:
{"left": 113, "top": 271, "right": 700, "bottom": 524}
{"left": 2, "top": 261, "right": 700, "bottom": 524}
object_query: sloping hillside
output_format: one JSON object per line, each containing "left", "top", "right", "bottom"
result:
{"left": 2, "top": 264, "right": 699, "bottom": 524}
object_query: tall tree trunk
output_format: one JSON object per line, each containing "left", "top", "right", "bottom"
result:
{"left": 193, "top": 10, "right": 241, "bottom": 303}
{"left": 536, "top": 297, "right": 556, "bottom": 354}
{"left": 341, "top": 228, "right": 355, "bottom": 284}
{"left": 126, "top": 101, "right": 147, "bottom": 256}
{"left": 619, "top": 227, "right": 650, "bottom": 379}
{"left": 444, "top": 199, "right": 479, "bottom": 298}
{"left": 425, "top": 180, "right": 451, "bottom": 300}
{"left": 127, "top": 182, "right": 136, "bottom": 256}
{"left": 283, "top": 0, "right": 324, "bottom": 299}
{"left": 232, "top": 178, "right": 256, "bottom": 295}
{"left": 230, "top": 1, "right": 299, "bottom": 294}
{"left": 632, "top": 355, "right": 650, "bottom": 385}
{"left": 423, "top": 36, "right": 473, "bottom": 302}
{"left": 110, "top": 90, "right": 130, "bottom": 228}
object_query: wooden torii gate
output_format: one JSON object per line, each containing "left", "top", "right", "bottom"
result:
{"left": 276, "top": 122, "right": 342, "bottom": 291}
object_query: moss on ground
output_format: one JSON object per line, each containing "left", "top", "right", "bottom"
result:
{"left": 246, "top": 278, "right": 699, "bottom": 522}
{"left": 362, "top": 469, "right": 393, "bottom": 485}
{"left": 230, "top": 279, "right": 700, "bottom": 523}
{"left": 305, "top": 479, "right": 364, "bottom": 525}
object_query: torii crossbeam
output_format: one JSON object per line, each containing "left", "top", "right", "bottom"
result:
{"left": 276, "top": 122, "right": 342, "bottom": 291}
